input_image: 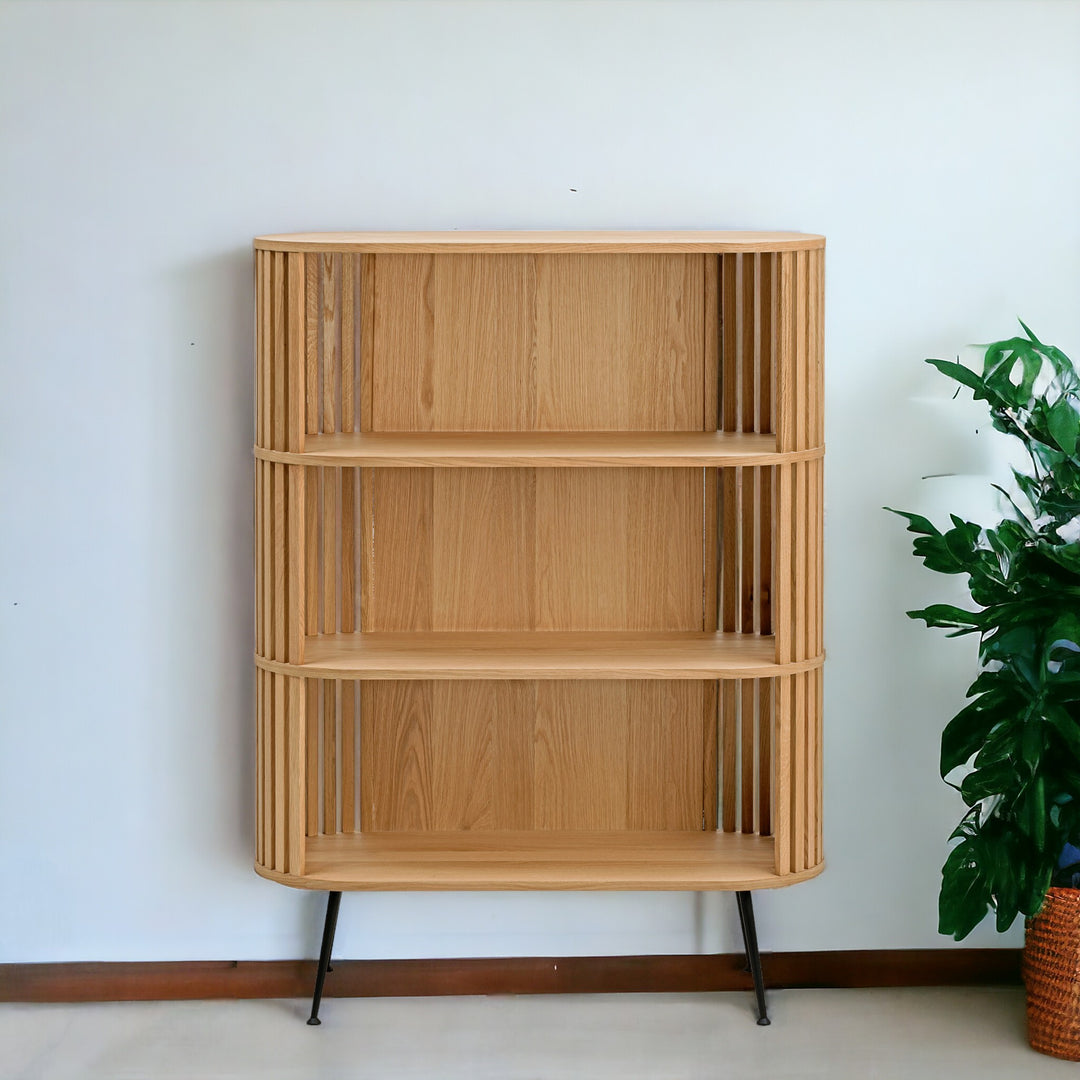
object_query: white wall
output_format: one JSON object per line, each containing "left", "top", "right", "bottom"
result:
{"left": 2, "top": 0, "right": 1079, "bottom": 964}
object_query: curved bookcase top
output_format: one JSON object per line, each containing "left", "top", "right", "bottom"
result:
{"left": 254, "top": 230, "right": 826, "bottom": 253}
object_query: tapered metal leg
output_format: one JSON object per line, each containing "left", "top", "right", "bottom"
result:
{"left": 735, "top": 891, "right": 770, "bottom": 1025}
{"left": 307, "top": 891, "right": 341, "bottom": 1026}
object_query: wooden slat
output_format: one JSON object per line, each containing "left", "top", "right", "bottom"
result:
{"left": 721, "top": 255, "right": 737, "bottom": 433}
{"left": 271, "top": 252, "right": 286, "bottom": 452}
{"left": 758, "top": 678, "right": 772, "bottom": 836}
{"left": 305, "top": 679, "right": 318, "bottom": 836}
{"left": 286, "top": 253, "right": 306, "bottom": 454}
{"left": 773, "top": 465, "right": 792, "bottom": 663}
{"left": 359, "top": 254, "right": 376, "bottom": 433}
{"left": 321, "top": 254, "right": 339, "bottom": 434}
{"left": 702, "top": 680, "right": 718, "bottom": 830}
{"left": 259, "top": 252, "right": 271, "bottom": 449}
{"left": 262, "top": 669, "right": 272, "bottom": 864}
{"left": 273, "top": 672, "right": 286, "bottom": 872}
{"left": 793, "top": 671, "right": 807, "bottom": 874}
{"left": 254, "top": 460, "right": 263, "bottom": 657}
{"left": 816, "top": 666, "right": 824, "bottom": 864}
{"left": 286, "top": 676, "right": 305, "bottom": 875}
{"left": 255, "top": 669, "right": 264, "bottom": 864}
{"left": 720, "top": 680, "right": 737, "bottom": 832}
{"left": 740, "top": 679, "right": 755, "bottom": 833}
{"left": 323, "top": 680, "right": 337, "bottom": 834}
{"left": 703, "top": 469, "right": 718, "bottom": 632}
{"left": 795, "top": 249, "right": 808, "bottom": 451}
{"left": 808, "top": 247, "right": 819, "bottom": 449}
{"left": 759, "top": 253, "right": 774, "bottom": 435}
{"left": 740, "top": 467, "right": 755, "bottom": 633}
{"left": 341, "top": 682, "right": 356, "bottom": 833}
{"left": 816, "top": 248, "right": 826, "bottom": 445}
{"left": 773, "top": 675, "right": 791, "bottom": 874}
{"left": 287, "top": 466, "right": 305, "bottom": 666}
{"left": 305, "top": 254, "right": 319, "bottom": 435}
{"left": 720, "top": 470, "right": 738, "bottom": 633}
{"left": 262, "top": 460, "right": 272, "bottom": 660}
{"left": 795, "top": 461, "right": 808, "bottom": 661}
{"left": 759, "top": 467, "right": 772, "bottom": 635}
{"left": 341, "top": 255, "right": 356, "bottom": 434}
{"left": 272, "top": 463, "right": 286, "bottom": 663}
{"left": 776, "top": 252, "right": 796, "bottom": 452}
{"left": 359, "top": 466, "right": 375, "bottom": 633}
{"left": 740, "top": 254, "right": 755, "bottom": 433}
{"left": 322, "top": 467, "right": 338, "bottom": 634}
{"left": 704, "top": 255, "right": 719, "bottom": 430}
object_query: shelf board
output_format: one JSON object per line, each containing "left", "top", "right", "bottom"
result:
{"left": 256, "top": 431, "right": 824, "bottom": 468}
{"left": 256, "top": 831, "right": 823, "bottom": 891}
{"left": 257, "top": 631, "right": 823, "bottom": 680}
{"left": 254, "top": 230, "right": 826, "bottom": 254}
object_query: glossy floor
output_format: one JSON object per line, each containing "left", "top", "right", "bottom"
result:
{"left": 2, "top": 987, "right": 1075, "bottom": 1079}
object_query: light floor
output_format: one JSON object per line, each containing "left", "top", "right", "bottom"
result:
{"left": 2, "top": 987, "right": 1075, "bottom": 1079}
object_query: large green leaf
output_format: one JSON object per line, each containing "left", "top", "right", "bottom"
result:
{"left": 926, "top": 357, "right": 985, "bottom": 394}
{"left": 1047, "top": 398, "right": 1080, "bottom": 454}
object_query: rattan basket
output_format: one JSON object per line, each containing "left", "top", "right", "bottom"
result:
{"left": 1024, "top": 887, "right": 1080, "bottom": 1060}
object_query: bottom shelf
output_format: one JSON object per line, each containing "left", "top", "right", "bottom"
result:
{"left": 256, "top": 832, "right": 825, "bottom": 891}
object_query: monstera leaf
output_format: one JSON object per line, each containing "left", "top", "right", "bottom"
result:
{"left": 890, "top": 324, "right": 1080, "bottom": 940}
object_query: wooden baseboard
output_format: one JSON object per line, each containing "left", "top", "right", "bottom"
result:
{"left": 0, "top": 950, "right": 1021, "bottom": 1003}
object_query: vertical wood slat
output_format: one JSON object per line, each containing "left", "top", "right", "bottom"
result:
{"left": 340, "top": 261, "right": 358, "bottom": 833}
{"left": 702, "top": 680, "right": 718, "bottom": 831}
{"left": 775, "top": 253, "right": 796, "bottom": 453}
{"left": 720, "top": 681, "right": 737, "bottom": 832}
{"left": 740, "top": 680, "right": 755, "bottom": 834}
{"left": 704, "top": 256, "right": 719, "bottom": 431}
{"left": 773, "top": 674, "right": 792, "bottom": 874}
{"left": 758, "top": 679, "right": 772, "bottom": 837}
{"left": 740, "top": 255, "right": 755, "bottom": 434}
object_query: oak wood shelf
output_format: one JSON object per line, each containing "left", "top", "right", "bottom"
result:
{"left": 255, "top": 631, "right": 823, "bottom": 680}
{"left": 256, "top": 831, "right": 824, "bottom": 891}
{"left": 255, "top": 430, "right": 824, "bottom": 468}
{"left": 254, "top": 230, "right": 825, "bottom": 254}
{"left": 253, "top": 229, "right": 825, "bottom": 891}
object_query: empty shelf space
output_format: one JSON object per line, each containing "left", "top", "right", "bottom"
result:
{"left": 256, "top": 631, "right": 825, "bottom": 679}
{"left": 255, "top": 430, "right": 823, "bottom": 468}
{"left": 267, "top": 831, "right": 820, "bottom": 891}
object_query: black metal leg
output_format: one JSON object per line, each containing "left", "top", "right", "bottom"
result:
{"left": 307, "top": 891, "right": 341, "bottom": 1026}
{"left": 735, "top": 891, "right": 770, "bottom": 1025}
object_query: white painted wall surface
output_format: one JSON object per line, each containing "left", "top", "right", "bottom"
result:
{"left": 2, "top": 0, "right": 1079, "bottom": 963}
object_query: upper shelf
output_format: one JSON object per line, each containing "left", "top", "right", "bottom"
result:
{"left": 254, "top": 431, "right": 825, "bottom": 468}
{"left": 257, "top": 631, "right": 824, "bottom": 680}
{"left": 253, "top": 230, "right": 826, "bottom": 253}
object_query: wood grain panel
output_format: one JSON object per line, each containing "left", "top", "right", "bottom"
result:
{"left": 369, "top": 468, "right": 701, "bottom": 632}
{"left": 362, "top": 681, "right": 707, "bottom": 832}
{"left": 371, "top": 254, "right": 703, "bottom": 431}
{"left": 432, "top": 470, "right": 535, "bottom": 630}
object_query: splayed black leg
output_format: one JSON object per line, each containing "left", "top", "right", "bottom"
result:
{"left": 307, "top": 891, "right": 341, "bottom": 1026}
{"left": 735, "top": 891, "right": 770, "bottom": 1025}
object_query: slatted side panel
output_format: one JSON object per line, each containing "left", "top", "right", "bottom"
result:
{"left": 716, "top": 679, "right": 775, "bottom": 836}
{"left": 300, "top": 253, "right": 365, "bottom": 837}
{"left": 771, "top": 245, "right": 825, "bottom": 875}
{"left": 716, "top": 253, "right": 779, "bottom": 837}
{"left": 254, "top": 251, "right": 310, "bottom": 874}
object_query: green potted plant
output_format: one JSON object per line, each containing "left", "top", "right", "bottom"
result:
{"left": 889, "top": 324, "right": 1080, "bottom": 1059}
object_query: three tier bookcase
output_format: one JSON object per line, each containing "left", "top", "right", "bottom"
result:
{"left": 253, "top": 230, "right": 824, "bottom": 1018}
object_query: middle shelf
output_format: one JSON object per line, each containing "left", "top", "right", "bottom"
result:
{"left": 254, "top": 430, "right": 824, "bottom": 468}
{"left": 256, "top": 631, "right": 823, "bottom": 680}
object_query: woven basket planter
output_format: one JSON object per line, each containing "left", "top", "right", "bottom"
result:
{"left": 1024, "top": 887, "right": 1080, "bottom": 1060}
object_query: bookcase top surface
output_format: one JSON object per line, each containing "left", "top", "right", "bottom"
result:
{"left": 254, "top": 230, "right": 825, "bottom": 253}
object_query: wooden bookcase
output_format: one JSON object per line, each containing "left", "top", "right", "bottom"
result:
{"left": 253, "top": 231, "right": 824, "bottom": 896}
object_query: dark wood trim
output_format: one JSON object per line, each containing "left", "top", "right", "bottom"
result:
{"left": 0, "top": 949, "right": 1021, "bottom": 1003}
